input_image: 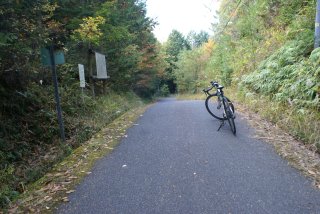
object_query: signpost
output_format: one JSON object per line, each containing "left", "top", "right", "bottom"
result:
{"left": 78, "top": 64, "right": 85, "bottom": 102}
{"left": 41, "top": 47, "right": 65, "bottom": 66}
{"left": 41, "top": 45, "right": 66, "bottom": 142}
{"left": 78, "top": 64, "right": 85, "bottom": 88}
{"left": 95, "top": 52, "right": 108, "bottom": 79}
{"left": 93, "top": 52, "right": 109, "bottom": 95}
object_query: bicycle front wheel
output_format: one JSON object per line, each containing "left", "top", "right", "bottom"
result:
{"left": 223, "top": 98, "right": 236, "bottom": 135}
{"left": 205, "top": 95, "right": 225, "bottom": 120}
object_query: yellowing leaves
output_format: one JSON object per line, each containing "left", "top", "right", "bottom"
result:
{"left": 203, "top": 39, "right": 215, "bottom": 53}
{"left": 73, "top": 16, "right": 106, "bottom": 45}
{"left": 200, "top": 39, "right": 216, "bottom": 58}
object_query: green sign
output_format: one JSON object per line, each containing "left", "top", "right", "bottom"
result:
{"left": 41, "top": 48, "right": 65, "bottom": 66}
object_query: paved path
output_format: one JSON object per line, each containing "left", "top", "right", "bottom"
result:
{"left": 58, "top": 99, "right": 320, "bottom": 214}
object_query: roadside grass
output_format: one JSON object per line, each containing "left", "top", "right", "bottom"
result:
{"left": 232, "top": 89, "right": 320, "bottom": 152}
{"left": 0, "top": 91, "right": 146, "bottom": 211}
{"left": 6, "top": 105, "right": 149, "bottom": 213}
{"left": 175, "top": 91, "right": 320, "bottom": 189}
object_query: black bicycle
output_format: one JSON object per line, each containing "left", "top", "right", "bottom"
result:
{"left": 203, "top": 81, "right": 236, "bottom": 135}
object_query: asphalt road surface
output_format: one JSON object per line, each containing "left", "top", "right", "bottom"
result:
{"left": 58, "top": 98, "right": 320, "bottom": 214}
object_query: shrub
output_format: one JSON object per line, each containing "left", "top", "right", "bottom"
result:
{"left": 160, "top": 84, "right": 170, "bottom": 97}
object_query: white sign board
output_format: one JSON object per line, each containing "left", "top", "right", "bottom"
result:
{"left": 95, "top": 52, "right": 108, "bottom": 79}
{"left": 78, "top": 64, "right": 85, "bottom": 88}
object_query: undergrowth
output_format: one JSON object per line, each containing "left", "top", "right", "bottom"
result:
{"left": 241, "top": 31, "right": 319, "bottom": 111}
{"left": 238, "top": 31, "right": 320, "bottom": 151}
{"left": 0, "top": 80, "right": 144, "bottom": 209}
{"left": 232, "top": 88, "right": 320, "bottom": 153}
{"left": 7, "top": 105, "right": 148, "bottom": 213}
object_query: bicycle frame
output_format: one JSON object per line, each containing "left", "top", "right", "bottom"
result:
{"left": 217, "top": 90, "right": 229, "bottom": 120}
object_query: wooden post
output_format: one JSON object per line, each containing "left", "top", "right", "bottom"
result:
{"left": 102, "top": 80, "right": 106, "bottom": 94}
{"left": 87, "top": 44, "right": 95, "bottom": 97}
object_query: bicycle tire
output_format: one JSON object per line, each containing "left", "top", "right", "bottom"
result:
{"left": 205, "top": 95, "right": 234, "bottom": 121}
{"left": 223, "top": 98, "right": 236, "bottom": 135}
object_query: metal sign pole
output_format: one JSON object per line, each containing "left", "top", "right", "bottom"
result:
{"left": 49, "top": 45, "right": 66, "bottom": 142}
{"left": 81, "top": 88, "right": 84, "bottom": 103}
{"left": 78, "top": 64, "right": 86, "bottom": 103}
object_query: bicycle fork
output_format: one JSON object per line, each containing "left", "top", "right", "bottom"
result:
{"left": 217, "top": 99, "right": 227, "bottom": 132}
{"left": 217, "top": 97, "right": 222, "bottom": 109}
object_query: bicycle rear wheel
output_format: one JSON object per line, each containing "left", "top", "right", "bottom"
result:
{"left": 223, "top": 98, "right": 236, "bottom": 135}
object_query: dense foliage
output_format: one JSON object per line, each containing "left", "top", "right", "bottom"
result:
{"left": 0, "top": 0, "right": 167, "bottom": 208}
{"left": 173, "top": 0, "right": 319, "bottom": 147}
{"left": 241, "top": 34, "right": 319, "bottom": 109}
{"left": 161, "top": 30, "right": 209, "bottom": 93}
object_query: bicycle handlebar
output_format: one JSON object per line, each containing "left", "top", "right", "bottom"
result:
{"left": 203, "top": 86, "right": 213, "bottom": 93}
{"left": 211, "top": 81, "right": 223, "bottom": 88}
{"left": 203, "top": 81, "right": 224, "bottom": 96}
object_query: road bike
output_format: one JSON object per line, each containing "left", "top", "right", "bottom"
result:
{"left": 203, "top": 81, "right": 236, "bottom": 135}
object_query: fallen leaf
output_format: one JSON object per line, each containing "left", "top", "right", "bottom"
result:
{"left": 68, "top": 176, "right": 78, "bottom": 180}
{"left": 64, "top": 171, "right": 72, "bottom": 176}
{"left": 60, "top": 181, "right": 72, "bottom": 185}
{"left": 28, "top": 207, "right": 36, "bottom": 212}
{"left": 51, "top": 184, "right": 64, "bottom": 192}
{"left": 308, "top": 170, "right": 316, "bottom": 175}
{"left": 44, "top": 196, "right": 53, "bottom": 202}
{"left": 35, "top": 186, "right": 50, "bottom": 194}
{"left": 62, "top": 197, "right": 69, "bottom": 202}
{"left": 66, "top": 190, "right": 75, "bottom": 194}
{"left": 104, "top": 146, "right": 114, "bottom": 150}
{"left": 54, "top": 172, "right": 64, "bottom": 177}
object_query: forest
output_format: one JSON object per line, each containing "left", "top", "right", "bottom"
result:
{"left": 0, "top": 0, "right": 168, "bottom": 208}
{"left": 0, "top": 0, "right": 319, "bottom": 210}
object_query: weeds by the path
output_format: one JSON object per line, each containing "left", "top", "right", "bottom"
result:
{"left": 6, "top": 106, "right": 149, "bottom": 213}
